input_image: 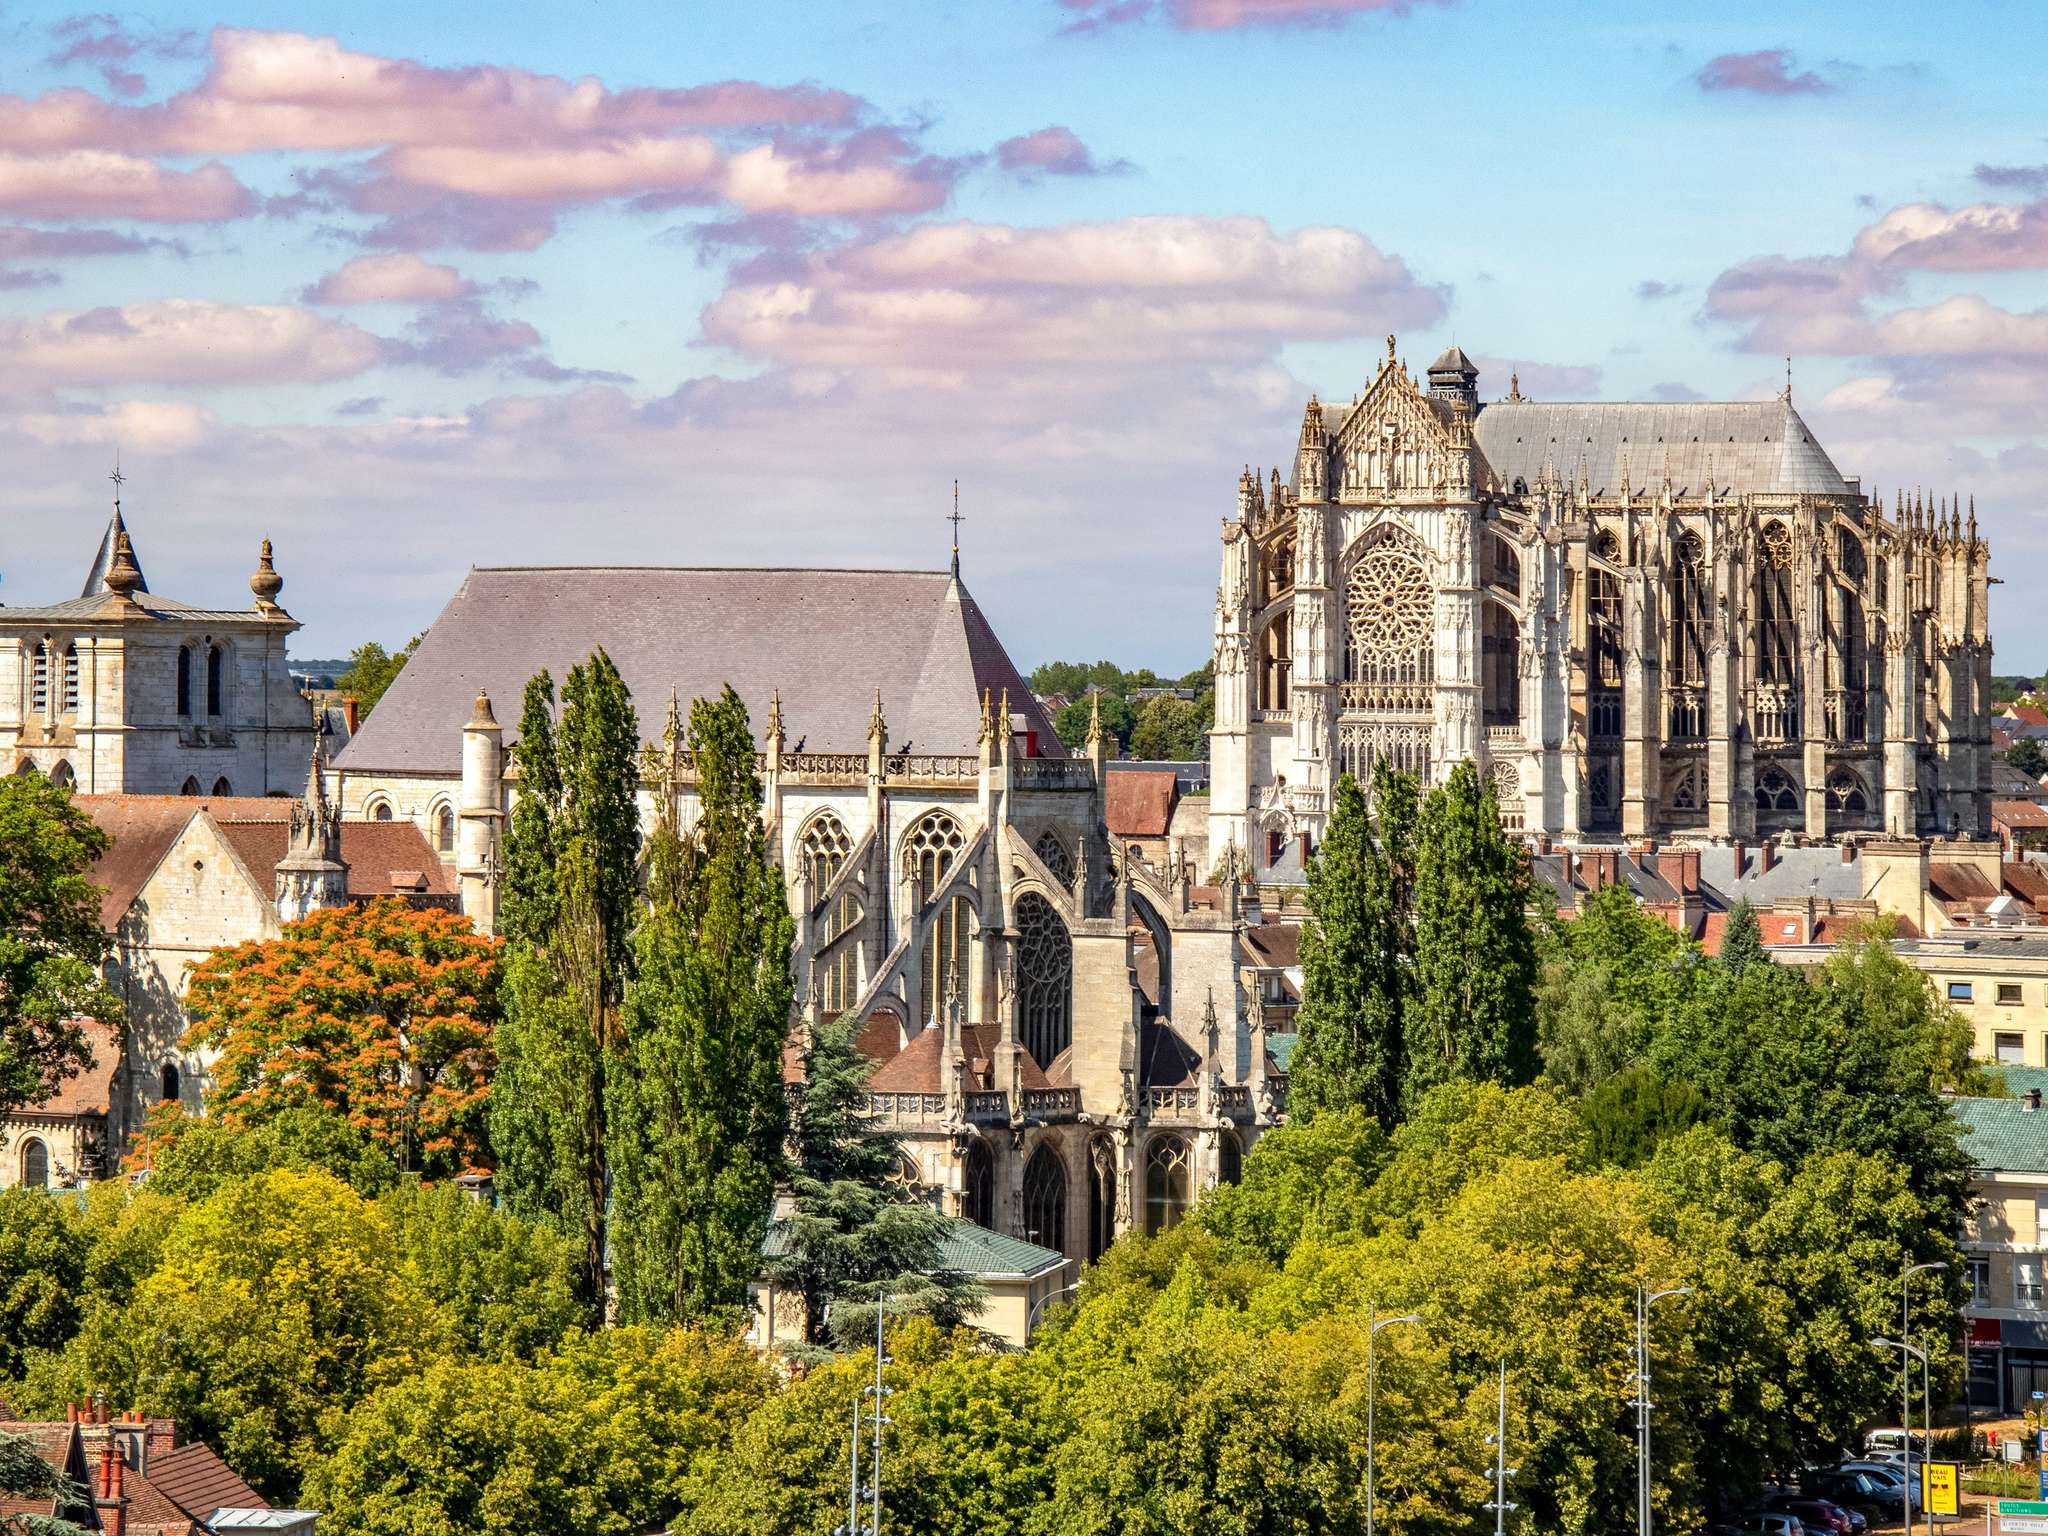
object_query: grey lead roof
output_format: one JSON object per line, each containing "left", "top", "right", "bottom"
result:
{"left": 1467, "top": 398, "right": 1852, "bottom": 499}
{"left": 334, "top": 566, "right": 1057, "bottom": 776}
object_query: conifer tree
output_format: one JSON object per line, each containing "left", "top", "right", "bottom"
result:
{"left": 1291, "top": 762, "right": 1417, "bottom": 1126}
{"left": 1719, "top": 898, "right": 1768, "bottom": 975}
{"left": 489, "top": 651, "right": 640, "bottom": 1317}
{"left": 608, "top": 688, "right": 794, "bottom": 1325}
{"left": 1404, "top": 760, "right": 1538, "bottom": 1108}
{"left": 765, "top": 1012, "right": 980, "bottom": 1353}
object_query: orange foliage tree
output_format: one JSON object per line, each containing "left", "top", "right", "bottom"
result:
{"left": 183, "top": 898, "right": 501, "bottom": 1177}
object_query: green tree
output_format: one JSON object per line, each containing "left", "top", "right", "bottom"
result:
{"left": 1127, "top": 694, "right": 1205, "bottom": 760}
{"left": 382, "top": 1180, "right": 582, "bottom": 1362}
{"left": 0, "top": 1425, "right": 91, "bottom": 1536}
{"left": 2008, "top": 735, "right": 2047, "bottom": 778}
{"left": 1195, "top": 1106, "right": 1392, "bottom": 1265}
{"left": 1026, "top": 660, "right": 1125, "bottom": 700}
{"left": 0, "top": 773, "right": 121, "bottom": 1113}
{"left": 1405, "top": 761, "right": 1538, "bottom": 1107}
{"left": 1719, "top": 898, "right": 1768, "bottom": 976}
{"left": 1578, "top": 1062, "right": 1706, "bottom": 1167}
{"left": 1053, "top": 691, "right": 1133, "bottom": 752}
{"left": 23, "top": 1168, "right": 447, "bottom": 1501}
{"left": 0, "top": 1189, "right": 89, "bottom": 1377}
{"left": 129, "top": 1102, "right": 399, "bottom": 1201}
{"left": 1291, "top": 765, "right": 1417, "bottom": 1125}
{"left": 490, "top": 652, "right": 642, "bottom": 1317}
{"left": 1536, "top": 881, "right": 1692, "bottom": 1095}
{"left": 609, "top": 687, "right": 794, "bottom": 1326}
{"left": 334, "top": 632, "right": 423, "bottom": 718}
{"left": 765, "top": 1013, "right": 979, "bottom": 1351}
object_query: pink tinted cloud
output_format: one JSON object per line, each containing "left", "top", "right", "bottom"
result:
{"left": 702, "top": 214, "right": 1446, "bottom": 375}
{"left": 1060, "top": 0, "right": 1441, "bottom": 29}
{"left": 3, "top": 298, "right": 386, "bottom": 387}
{"left": 1851, "top": 199, "right": 2048, "bottom": 273}
{"left": 0, "top": 150, "right": 250, "bottom": 221}
{"left": 1694, "top": 49, "right": 1833, "bottom": 95}
{"left": 994, "top": 126, "right": 1125, "bottom": 178}
{"left": 47, "top": 15, "right": 201, "bottom": 99}
{"left": 305, "top": 253, "right": 473, "bottom": 306}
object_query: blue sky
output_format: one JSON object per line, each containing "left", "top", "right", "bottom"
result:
{"left": 0, "top": 0, "right": 2043, "bottom": 672}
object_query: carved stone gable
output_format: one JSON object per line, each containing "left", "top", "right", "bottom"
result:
{"left": 1330, "top": 363, "right": 1462, "bottom": 498}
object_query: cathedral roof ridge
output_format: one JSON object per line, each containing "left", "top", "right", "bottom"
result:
{"left": 469, "top": 562, "right": 957, "bottom": 578}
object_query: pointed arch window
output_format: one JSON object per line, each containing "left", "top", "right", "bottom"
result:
{"left": 921, "top": 893, "right": 973, "bottom": 1025}
{"left": 1022, "top": 1145, "right": 1067, "bottom": 1255}
{"left": 60, "top": 644, "right": 79, "bottom": 714}
{"left": 211, "top": 777, "right": 232, "bottom": 797}
{"left": 902, "top": 810, "right": 964, "bottom": 891}
{"left": 1827, "top": 766, "right": 1870, "bottom": 816}
{"left": 1016, "top": 892, "right": 1071, "bottom": 1068}
{"left": 1033, "top": 830, "right": 1073, "bottom": 886}
{"left": 28, "top": 642, "right": 48, "bottom": 712}
{"left": 1756, "top": 765, "right": 1800, "bottom": 813}
{"left": 176, "top": 646, "right": 192, "bottom": 717}
{"left": 1219, "top": 1132, "right": 1243, "bottom": 1187}
{"left": 435, "top": 805, "right": 456, "bottom": 853}
{"left": 1144, "top": 1135, "right": 1191, "bottom": 1236}
{"left": 206, "top": 644, "right": 224, "bottom": 717}
{"left": 160, "top": 1063, "right": 181, "bottom": 1104}
{"left": 1757, "top": 522, "right": 1799, "bottom": 685}
{"left": 179, "top": 776, "right": 201, "bottom": 797}
{"left": 962, "top": 1139, "right": 994, "bottom": 1229}
{"left": 1087, "top": 1135, "right": 1117, "bottom": 1261}
{"left": 1669, "top": 532, "right": 1709, "bottom": 688}
{"left": 1258, "top": 615, "right": 1292, "bottom": 713}
{"left": 20, "top": 1138, "right": 48, "bottom": 1189}
{"left": 49, "top": 761, "right": 74, "bottom": 789}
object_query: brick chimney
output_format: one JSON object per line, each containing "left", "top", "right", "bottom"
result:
{"left": 342, "top": 694, "right": 359, "bottom": 733}
{"left": 1759, "top": 838, "right": 1778, "bottom": 876}
{"left": 1841, "top": 841, "right": 1857, "bottom": 865}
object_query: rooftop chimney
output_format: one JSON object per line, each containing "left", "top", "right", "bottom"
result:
{"left": 343, "top": 694, "right": 359, "bottom": 734}
{"left": 2026, "top": 1088, "right": 2042, "bottom": 1113}
{"left": 1759, "top": 838, "right": 1778, "bottom": 876}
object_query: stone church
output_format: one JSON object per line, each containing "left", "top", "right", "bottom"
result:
{"left": 1, "top": 505, "right": 317, "bottom": 793}
{"left": 1209, "top": 338, "right": 1994, "bottom": 869}
{"left": 336, "top": 564, "right": 1283, "bottom": 1276}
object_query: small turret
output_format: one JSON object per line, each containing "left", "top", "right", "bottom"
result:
{"left": 275, "top": 742, "right": 346, "bottom": 922}
{"left": 1426, "top": 345, "right": 1479, "bottom": 410}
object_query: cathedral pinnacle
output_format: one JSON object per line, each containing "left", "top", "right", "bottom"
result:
{"left": 1086, "top": 688, "right": 1104, "bottom": 748}
{"left": 868, "top": 687, "right": 887, "bottom": 747}
{"left": 977, "top": 686, "right": 994, "bottom": 746}
{"left": 767, "top": 688, "right": 784, "bottom": 743}
{"left": 250, "top": 537, "right": 283, "bottom": 612}
{"left": 102, "top": 530, "right": 143, "bottom": 605}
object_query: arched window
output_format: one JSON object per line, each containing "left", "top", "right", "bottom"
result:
{"left": 48, "top": 760, "right": 74, "bottom": 789}
{"left": 1258, "top": 615, "right": 1292, "bottom": 713}
{"left": 1481, "top": 600, "right": 1519, "bottom": 727}
{"left": 1343, "top": 532, "right": 1434, "bottom": 711}
{"left": 370, "top": 801, "right": 393, "bottom": 822}
{"left": 901, "top": 810, "right": 964, "bottom": 891}
{"left": 884, "top": 1153, "right": 926, "bottom": 1205}
{"left": 1756, "top": 765, "right": 1800, "bottom": 813}
{"left": 1668, "top": 532, "right": 1709, "bottom": 690}
{"left": 1033, "top": 830, "right": 1073, "bottom": 886}
{"left": 179, "top": 776, "right": 201, "bottom": 797}
{"left": 19, "top": 1138, "right": 48, "bottom": 1189}
{"left": 434, "top": 805, "right": 456, "bottom": 853}
{"left": 60, "top": 644, "right": 79, "bottom": 714}
{"left": 210, "top": 777, "right": 232, "bottom": 797}
{"left": 1588, "top": 560, "right": 1623, "bottom": 693}
{"left": 1144, "top": 1135, "right": 1191, "bottom": 1236}
{"left": 1022, "top": 1145, "right": 1067, "bottom": 1254}
{"left": 1219, "top": 1132, "right": 1243, "bottom": 1187}
{"left": 160, "top": 1063, "right": 181, "bottom": 1104}
{"left": 921, "top": 893, "right": 973, "bottom": 1026}
{"left": 1757, "top": 522, "right": 1799, "bottom": 685}
{"left": 1837, "top": 526, "right": 1866, "bottom": 586}
{"left": 1016, "top": 892, "right": 1072, "bottom": 1068}
{"left": 1827, "top": 766, "right": 1870, "bottom": 816}
{"left": 962, "top": 1139, "right": 994, "bottom": 1229}
{"left": 176, "top": 646, "right": 192, "bottom": 717}
{"left": 799, "top": 812, "right": 853, "bottom": 896}
{"left": 206, "top": 644, "right": 224, "bottom": 717}
{"left": 1087, "top": 1136, "right": 1117, "bottom": 1261}
{"left": 28, "top": 642, "right": 48, "bottom": 712}
{"left": 1258, "top": 526, "right": 1296, "bottom": 608}
{"left": 1668, "top": 761, "right": 1703, "bottom": 813}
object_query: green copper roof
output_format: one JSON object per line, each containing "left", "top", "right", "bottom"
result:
{"left": 1268, "top": 1031, "right": 1300, "bottom": 1073}
{"left": 1953, "top": 1095, "right": 2048, "bottom": 1174}
{"left": 762, "top": 1216, "right": 1065, "bottom": 1280}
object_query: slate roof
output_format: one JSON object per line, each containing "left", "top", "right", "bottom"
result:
{"left": 81, "top": 511, "right": 147, "bottom": 597}
{"left": 1466, "top": 396, "right": 1852, "bottom": 498}
{"left": 1695, "top": 843, "right": 1866, "bottom": 903}
{"left": 1241, "top": 921, "right": 1300, "bottom": 969}
{"left": 336, "top": 567, "right": 1055, "bottom": 776}
{"left": 212, "top": 819, "right": 457, "bottom": 900}
{"left": 1954, "top": 1094, "right": 2048, "bottom": 1174}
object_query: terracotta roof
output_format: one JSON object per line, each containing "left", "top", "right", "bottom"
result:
{"left": 120, "top": 1465, "right": 199, "bottom": 1536}
{"left": 27, "top": 1017, "right": 120, "bottom": 1118}
{"left": 335, "top": 567, "right": 1056, "bottom": 774}
{"left": 1104, "top": 770, "right": 1178, "bottom": 839}
{"left": 1241, "top": 921, "right": 1300, "bottom": 969}
{"left": 211, "top": 819, "right": 457, "bottom": 900}
{"left": 2009, "top": 704, "right": 2048, "bottom": 728}
{"left": 865, "top": 1023, "right": 1049, "bottom": 1093}
{"left": 1996, "top": 800, "right": 2048, "bottom": 829}
{"left": 2007, "top": 862, "right": 2048, "bottom": 915}
{"left": 147, "top": 1440, "right": 264, "bottom": 1519}
{"left": 75, "top": 796, "right": 292, "bottom": 928}
{"left": 1930, "top": 862, "right": 2003, "bottom": 904}
{"left": 1700, "top": 910, "right": 1728, "bottom": 956}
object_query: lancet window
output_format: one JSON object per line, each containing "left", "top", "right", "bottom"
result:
{"left": 28, "top": 642, "right": 48, "bottom": 712}
{"left": 1087, "top": 1136, "right": 1117, "bottom": 1261}
{"left": 1033, "top": 830, "right": 1074, "bottom": 885}
{"left": 1144, "top": 1135, "right": 1191, "bottom": 1236}
{"left": 803, "top": 813, "right": 863, "bottom": 1015}
{"left": 60, "top": 644, "right": 79, "bottom": 714}
{"left": 1022, "top": 1146, "right": 1067, "bottom": 1254}
{"left": 1258, "top": 616, "right": 1292, "bottom": 712}
{"left": 921, "top": 894, "right": 972, "bottom": 1025}
{"left": 962, "top": 1139, "right": 994, "bottom": 1229}
{"left": 1016, "top": 892, "right": 1072, "bottom": 1068}
{"left": 1757, "top": 522, "right": 1799, "bottom": 685}
{"left": 902, "top": 810, "right": 964, "bottom": 891}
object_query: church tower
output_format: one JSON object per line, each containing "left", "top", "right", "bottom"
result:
{"left": 275, "top": 744, "right": 346, "bottom": 921}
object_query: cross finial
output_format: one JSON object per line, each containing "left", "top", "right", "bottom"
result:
{"left": 108, "top": 461, "right": 125, "bottom": 509}
{"left": 949, "top": 478, "right": 963, "bottom": 580}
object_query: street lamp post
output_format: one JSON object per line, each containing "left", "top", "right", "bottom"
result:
{"left": 1635, "top": 1285, "right": 1694, "bottom": 1536}
{"left": 1901, "top": 1259, "right": 1949, "bottom": 1536}
{"left": 1875, "top": 1336, "right": 1933, "bottom": 1536}
{"left": 1366, "top": 1305, "right": 1421, "bottom": 1536}
{"left": 1483, "top": 1359, "right": 1518, "bottom": 1536}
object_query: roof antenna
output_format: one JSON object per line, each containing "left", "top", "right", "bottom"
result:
{"left": 948, "top": 478, "right": 963, "bottom": 581}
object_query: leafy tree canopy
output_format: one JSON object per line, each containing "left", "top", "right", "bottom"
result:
{"left": 334, "top": 632, "right": 424, "bottom": 718}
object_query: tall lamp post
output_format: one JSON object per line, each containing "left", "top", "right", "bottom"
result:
{"left": 1875, "top": 1336, "right": 1934, "bottom": 1536}
{"left": 1635, "top": 1285, "right": 1693, "bottom": 1536}
{"left": 1366, "top": 1305, "right": 1421, "bottom": 1536}
{"left": 1901, "top": 1259, "right": 1949, "bottom": 1536}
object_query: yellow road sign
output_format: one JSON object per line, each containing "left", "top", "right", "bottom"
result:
{"left": 1924, "top": 1462, "right": 1960, "bottom": 1518}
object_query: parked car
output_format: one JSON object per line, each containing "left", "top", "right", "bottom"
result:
{"left": 1837, "top": 1459, "right": 1920, "bottom": 1508}
{"left": 1802, "top": 1469, "right": 1904, "bottom": 1518}
{"left": 1762, "top": 1494, "right": 1861, "bottom": 1536}
{"left": 1716, "top": 1513, "right": 1810, "bottom": 1536}
{"left": 1864, "top": 1430, "right": 1911, "bottom": 1458}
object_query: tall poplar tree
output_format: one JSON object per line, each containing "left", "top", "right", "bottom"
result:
{"left": 489, "top": 652, "right": 640, "bottom": 1317}
{"left": 1404, "top": 760, "right": 1538, "bottom": 1108}
{"left": 1290, "top": 761, "right": 1417, "bottom": 1126}
{"left": 607, "top": 687, "right": 794, "bottom": 1325}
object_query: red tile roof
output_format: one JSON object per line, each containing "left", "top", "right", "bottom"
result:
{"left": 2009, "top": 704, "right": 2048, "bottom": 728}
{"left": 27, "top": 1018, "right": 120, "bottom": 1118}
{"left": 1929, "top": 861, "right": 2002, "bottom": 903}
{"left": 1241, "top": 921, "right": 1300, "bottom": 968}
{"left": 2007, "top": 862, "right": 2048, "bottom": 915}
{"left": 147, "top": 1440, "right": 264, "bottom": 1519}
{"left": 865, "top": 1023, "right": 1049, "bottom": 1093}
{"left": 1104, "top": 770, "right": 1178, "bottom": 839}
{"left": 211, "top": 818, "right": 456, "bottom": 900}
{"left": 1995, "top": 800, "right": 2048, "bottom": 830}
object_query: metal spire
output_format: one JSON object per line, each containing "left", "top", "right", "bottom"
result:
{"left": 948, "top": 479, "right": 963, "bottom": 580}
